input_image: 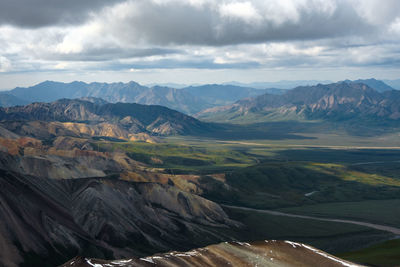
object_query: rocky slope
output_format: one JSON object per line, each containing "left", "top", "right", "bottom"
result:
{"left": 0, "top": 99, "right": 210, "bottom": 136}
{"left": 0, "top": 170, "right": 240, "bottom": 267}
{"left": 198, "top": 82, "right": 400, "bottom": 123}
{"left": 0, "top": 117, "right": 243, "bottom": 267}
{"left": 1, "top": 120, "right": 160, "bottom": 143}
{"left": 61, "top": 240, "right": 362, "bottom": 267}
{"left": 0, "top": 131, "right": 162, "bottom": 180}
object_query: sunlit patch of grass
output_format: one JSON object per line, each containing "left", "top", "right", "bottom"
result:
{"left": 306, "top": 163, "right": 400, "bottom": 187}
{"left": 338, "top": 238, "right": 400, "bottom": 267}
{"left": 95, "top": 140, "right": 257, "bottom": 171}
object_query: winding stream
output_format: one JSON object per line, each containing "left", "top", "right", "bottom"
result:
{"left": 222, "top": 204, "right": 400, "bottom": 235}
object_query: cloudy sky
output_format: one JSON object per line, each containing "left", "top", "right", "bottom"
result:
{"left": 0, "top": 0, "right": 399, "bottom": 89}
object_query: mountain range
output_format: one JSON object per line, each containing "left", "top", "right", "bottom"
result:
{"left": 222, "top": 80, "right": 333, "bottom": 89}
{"left": 0, "top": 79, "right": 396, "bottom": 118}
{"left": 0, "top": 81, "right": 272, "bottom": 114}
{"left": 198, "top": 81, "right": 400, "bottom": 125}
{"left": 182, "top": 84, "right": 285, "bottom": 105}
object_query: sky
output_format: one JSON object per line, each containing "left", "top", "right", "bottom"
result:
{"left": 0, "top": 0, "right": 399, "bottom": 89}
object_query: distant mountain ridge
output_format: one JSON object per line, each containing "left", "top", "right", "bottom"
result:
{"left": 3, "top": 81, "right": 270, "bottom": 114}
{"left": 8, "top": 81, "right": 210, "bottom": 115}
{"left": 198, "top": 82, "right": 400, "bottom": 124}
{"left": 344, "top": 78, "right": 395, "bottom": 92}
{"left": 384, "top": 79, "right": 400, "bottom": 90}
{"left": 223, "top": 80, "right": 333, "bottom": 89}
{"left": 2, "top": 79, "right": 396, "bottom": 116}
{"left": 182, "top": 84, "right": 284, "bottom": 105}
{"left": 0, "top": 93, "right": 29, "bottom": 107}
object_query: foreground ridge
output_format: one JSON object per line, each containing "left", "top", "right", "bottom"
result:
{"left": 60, "top": 240, "right": 363, "bottom": 267}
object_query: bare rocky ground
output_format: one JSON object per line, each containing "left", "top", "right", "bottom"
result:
{"left": 61, "top": 240, "right": 362, "bottom": 267}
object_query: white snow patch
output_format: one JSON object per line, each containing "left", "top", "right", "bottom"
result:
{"left": 174, "top": 251, "right": 200, "bottom": 257}
{"left": 111, "top": 259, "right": 132, "bottom": 265}
{"left": 284, "top": 240, "right": 301, "bottom": 248}
{"left": 235, "top": 241, "right": 251, "bottom": 246}
{"left": 114, "top": 259, "right": 132, "bottom": 263}
{"left": 140, "top": 258, "right": 155, "bottom": 263}
{"left": 85, "top": 259, "right": 103, "bottom": 267}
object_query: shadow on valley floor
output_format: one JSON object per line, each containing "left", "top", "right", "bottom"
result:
{"left": 201, "top": 159, "right": 400, "bottom": 210}
{"left": 198, "top": 121, "right": 319, "bottom": 140}
{"left": 197, "top": 120, "right": 400, "bottom": 140}
{"left": 271, "top": 148, "right": 400, "bottom": 164}
{"left": 266, "top": 148, "right": 400, "bottom": 188}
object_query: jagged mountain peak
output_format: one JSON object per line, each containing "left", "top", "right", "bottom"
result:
{"left": 198, "top": 81, "right": 400, "bottom": 123}
{"left": 343, "top": 78, "right": 395, "bottom": 92}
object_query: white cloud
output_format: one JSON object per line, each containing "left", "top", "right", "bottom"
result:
{"left": 351, "top": 0, "right": 400, "bottom": 25}
{"left": 219, "top": 2, "right": 262, "bottom": 23}
{"left": 389, "top": 18, "right": 400, "bottom": 35}
{"left": 0, "top": 56, "right": 11, "bottom": 72}
{"left": 54, "top": 62, "right": 68, "bottom": 69}
{"left": 56, "top": 22, "right": 103, "bottom": 54}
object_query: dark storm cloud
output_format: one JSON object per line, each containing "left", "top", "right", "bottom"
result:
{"left": 0, "top": 0, "right": 123, "bottom": 28}
{"left": 112, "top": 1, "right": 378, "bottom": 46}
